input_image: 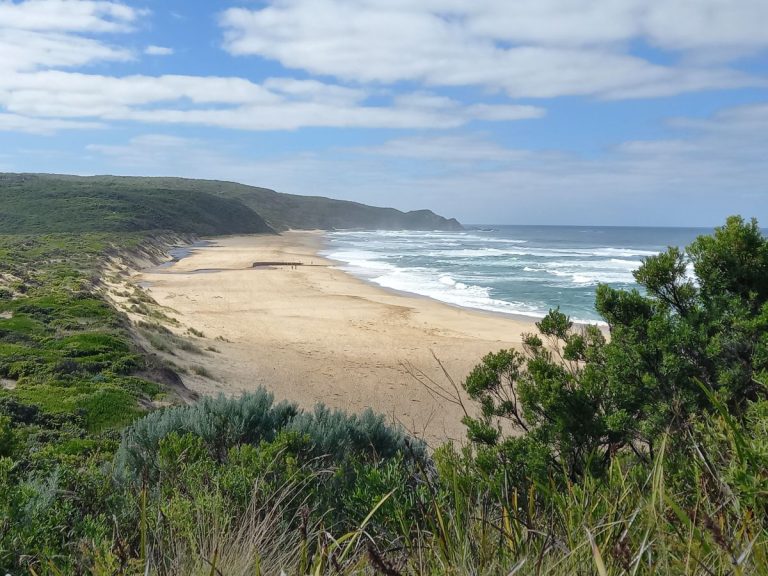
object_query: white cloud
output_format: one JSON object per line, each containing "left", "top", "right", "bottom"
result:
{"left": 115, "top": 97, "right": 542, "bottom": 131}
{"left": 0, "top": 0, "right": 140, "bottom": 33}
{"left": 0, "top": 112, "right": 103, "bottom": 134}
{"left": 88, "top": 134, "right": 196, "bottom": 160}
{"left": 144, "top": 45, "right": 174, "bottom": 56}
{"left": 670, "top": 102, "right": 768, "bottom": 135}
{"left": 0, "top": 0, "right": 762, "bottom": 144}
{"left": 0, "top": 1, "right": 140, "bottom": 73}
{"left": 220, "top": 0, "right": 768, "bottom": 99}
{"left": 263, "top": 77, "right": 366, "bottom": 105}
{"left": 466, "top": 104, "right": 546, "bottom": 121}
{"left": 356, "top": 134, "right": 535, "bottom": 162}
{"left": 0, "top": 72, "right": 277, "bottom": 116}
{"left": 0, "top": 1, "right": 545, "bottom": 133}
{"left": 463, "top": 1, "right": 768, "bottom": 51}
{"left": 0, "top": 68, "right": 544, "bottom": 131}
{"left": 0, "top": 28, "right": 132, "bottom": 72}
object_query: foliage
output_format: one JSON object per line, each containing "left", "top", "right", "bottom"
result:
{"left": 0, "top": 235, "right": 162, "bottom": 432}
{"left": 0, "top": 232, "right": 173, "bottom": 571}
{"left": 0, "top": 172, "right": 462, "bottom": 232}
{"left": 116, "top": 391, "right": 298, "bottom": 479}
{"left": 463, "top": 216, "right": 768, "bottom": 483}
{"left": 116, "top": 390, "right": 424, "bottom": 482}
{"left": 0, "top": 173, "right": 274, "bottom": 235}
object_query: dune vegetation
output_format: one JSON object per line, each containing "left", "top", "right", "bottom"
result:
{"left": 0, "top": 215, "right": 766, "bottom": 575}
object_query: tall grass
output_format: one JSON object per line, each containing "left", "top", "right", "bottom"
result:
{"left": 394, "top": 413, "right": 767, "bottom": 576}
{"left": 143, "top": 478, "right": 307, "bottom": 575}
{"left": 87, "top": 407, "right": 764, "bottom": 576}
{"left": 20, "top": 398, "right": 766, "bottom": 576}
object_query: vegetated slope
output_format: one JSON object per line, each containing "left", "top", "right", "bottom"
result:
{"left": 208, "top": 182, "right": 464, "bottom": 231}
{"left": 6, "top": 174, "right": 463, "bottom": 232}
{"left": 0, "top": 173, "right": 275, "bottom": 235}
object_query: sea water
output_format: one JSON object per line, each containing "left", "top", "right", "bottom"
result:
{"left": 322, "top": 225, "right": 709, "bottom": 323}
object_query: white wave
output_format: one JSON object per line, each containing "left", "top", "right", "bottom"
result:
{"left": 325, "top": 248, "right": 539, "bottom": 316}
{"left": 544, "top": 258, "right": 640, "bottom": 270}
{"left": 438, "top": 275, "right": 472, "bottom": 291}
{"left": 579, "top": 247, "right": 657, "bottom": 257}
{"left": 535, "top": 247, "right": 656, "bottom": 258}
{"left": 685, "top": 262, "right": 698, "bottom": 283}
{"left": 330, "top": 231, "right": 659, "bottom": 261}
{"left": 429, "top": 248, "right": 519, "bottom": 258}
{"left": 372, "top": 270, "right": 607, "bottom": 324}
{"left": 568, "top": 272, "right": 636, "bottom": 285}
{"left": 322, "top": 231, "right": 660, "bottom": 322}
{"left": 572, "top": 317, "right": 609, "bottom": 327}
{"left": 372, "top": 270, "right": 547, "bottom": 319}
{"left": 322, "top": 249, "right": 398, "bottom": 275}
{"left": 423, "top": 247, "right": 656, "bottom": 260}
{"left": 329, "top": 230, "right": 527, "bottom": 246}
{"left": 464, "top": 236, "right": 528, "bottom": 244}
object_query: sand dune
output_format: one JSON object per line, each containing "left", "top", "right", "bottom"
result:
{"left": 135, "top": 232, "right": 535, "bottom": 445}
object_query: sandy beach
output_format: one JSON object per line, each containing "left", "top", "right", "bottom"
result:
{"left": 133, "top": 232, "right": 537, "bottom": 445}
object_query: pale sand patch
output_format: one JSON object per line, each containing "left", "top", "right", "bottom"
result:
{"left": 136, "top": 233, "right": 536, "bottom": 446}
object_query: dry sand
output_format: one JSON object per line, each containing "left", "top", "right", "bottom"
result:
{"left": 135, "top": 232, "right": 537, "bottom": 446}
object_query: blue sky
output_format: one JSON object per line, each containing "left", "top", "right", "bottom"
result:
{"left": 1, "top": 0, "right": 767, "bottom": 226}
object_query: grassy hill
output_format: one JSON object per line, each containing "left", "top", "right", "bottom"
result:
{"left": 0, "top": 174, "right": 462, "bottom": 232}
{"left": 0, "top": 173, "right": 275, "bottom": 235}
{"left": 194, "top": 178, "right": 464, "bottom": 231}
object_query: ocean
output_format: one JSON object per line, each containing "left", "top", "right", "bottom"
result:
{"left": 321, "top": 225, "right": 710, "bottom": 323}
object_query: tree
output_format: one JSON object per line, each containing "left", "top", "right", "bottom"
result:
{"left": 462, "top": 216, "right": 768, "bottom": 480}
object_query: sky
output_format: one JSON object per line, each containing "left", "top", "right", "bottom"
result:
{"left": 0, "top": 0, "right": 767, "bottom": 226}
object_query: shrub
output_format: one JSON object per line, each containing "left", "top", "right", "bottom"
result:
{"left": 116, "top": 390, "right": 299, "bottom": 479}
{"left": 115, "top": 389, "right": 424, "bottom": 482}
{"left": 289, "top": 403, "right": 422, "bottom": 463}
{"left": 463, "top": 216, "right": 768, "bottom": 483}
{"left": 0, "top": 416, "right": 15, "bottom": 458}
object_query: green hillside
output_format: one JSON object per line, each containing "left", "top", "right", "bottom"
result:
{"left": 0, "top": 173, "right": 274, "bottom": 235}
{"left": 4, "top": 174, "right": 462, "bottom": 232}
{"left": 204, "top": 180, "right": 464, "bottom": 231}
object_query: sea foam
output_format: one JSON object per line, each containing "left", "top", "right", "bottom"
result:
{"left": 322, "top": 225, "right": 705, "bottom": 322}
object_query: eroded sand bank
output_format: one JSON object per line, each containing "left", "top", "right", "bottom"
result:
{"left": 136, "top": 232, "right": 536, "bottom": 445}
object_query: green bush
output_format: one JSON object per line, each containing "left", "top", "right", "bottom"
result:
{"left": 116, "top": 390, "right": 424, "bottom": 483}
{"left": 116, "top": 390, "right": 298, "bottom": 479}
{"left": 12, "top": 382, "right": 142, "bottom": 432}
{"left": 289, "top": 403, "right": 423, "bottom": 462}
{"left": 463, "top": 216, "right": 768, "bottom": 484}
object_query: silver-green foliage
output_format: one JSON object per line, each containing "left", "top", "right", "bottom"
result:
{"left": 116, "top": 389, "right": 296, "bottom": 479}
{"left": 116, "top": 388, "right": 422, "bottom": 482}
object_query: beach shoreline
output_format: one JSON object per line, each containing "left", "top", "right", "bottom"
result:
{"left": 133, "top": 231, "right": 537, "bottom": 445}
{"left": 166, "top": 230, "right": 556, "bottom": 327}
